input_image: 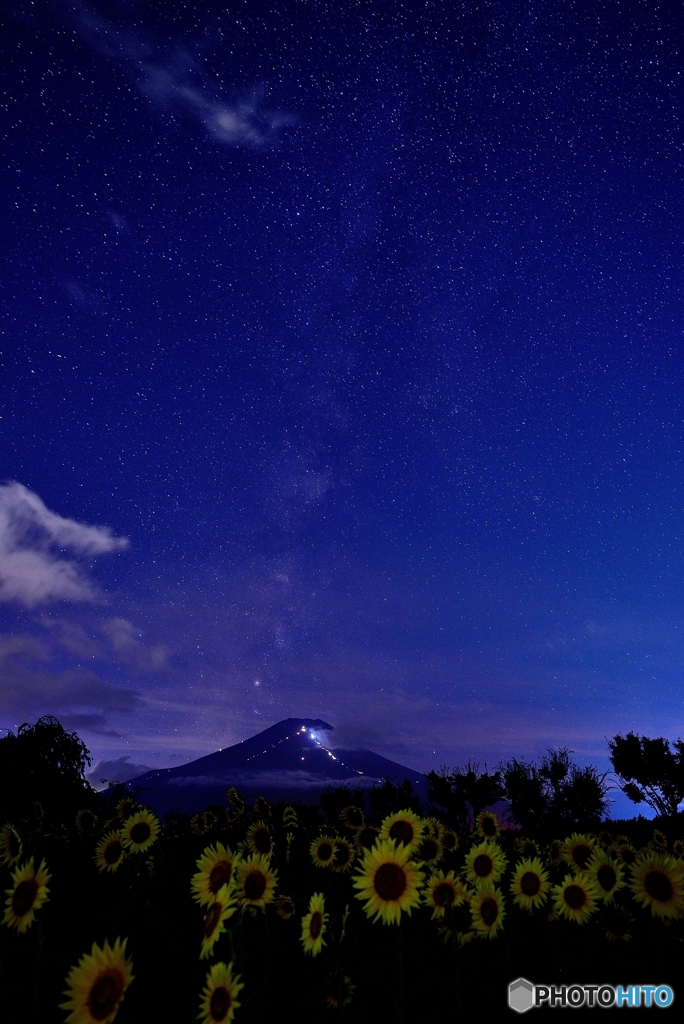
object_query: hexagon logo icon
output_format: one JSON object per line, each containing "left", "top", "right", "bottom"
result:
{"left": 509, "top": 977, "right": 535, "bottom": 1013}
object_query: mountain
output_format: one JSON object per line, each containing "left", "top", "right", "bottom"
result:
{"left": 124, "top": 718, "right": 427, "bottom": 815}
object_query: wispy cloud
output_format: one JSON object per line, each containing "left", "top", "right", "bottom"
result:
{"left": 0, "top": 633, "right": 142, "bottom": 736}
{"left": 101, "top": 617, "right": 169, "bottom": 673}
{"left": 0, "top": 482, "right": 128, "bottom": 607}
{"left": 68, "top": 3, "right": 293, "bottom": 148}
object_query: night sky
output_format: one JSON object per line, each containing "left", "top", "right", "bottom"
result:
{"left": 2, "top": 0, "right": 684, "bottom": 816}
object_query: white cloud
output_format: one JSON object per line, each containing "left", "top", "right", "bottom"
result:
{"left": 0, "top": 483, "right": 128, "bottom": 607}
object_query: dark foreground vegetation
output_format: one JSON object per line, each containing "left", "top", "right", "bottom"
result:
{"left": 1, "top": 716, "right": 683, "bottom": 1022}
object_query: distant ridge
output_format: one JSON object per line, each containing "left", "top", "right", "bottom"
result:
{"left": 125, "top": 718, "right": 427, "bottom": 814}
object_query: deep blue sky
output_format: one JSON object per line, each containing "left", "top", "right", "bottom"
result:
{"left": 1, "top": 0, "right": 683, "bottom": 815}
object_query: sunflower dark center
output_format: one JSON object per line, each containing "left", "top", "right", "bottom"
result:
{"left": 130, "top": 822, "right": 151, "bottom": 845}
{"left": 597, "top": 864, "right": 617, "bottom": 892}
{"left": 644, "top": 869, "right": 673, "bottom": 903}
{"left": 620, "top": 848, "right": 636, "bottom": 865}
{"left": 88, "top": 970, "right": 124, "bottom": 1021}
{"left": 564, "top": 884, "right": 587, "bottom": 910}
{"left": 480, "top": 897, "right": 498, "bottom": 926}
{"left": 209, "top": 985, "right": 232, "bottom": 1022}
{"left": 204, "top": 902, "right": 222, "bottom": 937}
{"left": 209, "top": 862, "right": 232, "bottom": 893}
{"left": 473, "top": 854, "right": 493, "bottom": 878}
{"left": 571, "top": 845, "right": 592, "bottom": 869}
{"left": 482, "top": 819, "right": 497, "bottom": 836}
{"left": 333, "top": 843, "right": 351, "bottom": 867}
{"left": 389, "top": 821, "right": 415, "bottom": 845}
{"left": 520, "top": 871, "right": 541, "bottom": 897}
{"left": 12, "top": 879, "right": 38, "bottom": 917}
{"left": 442, "top": 832, "right": 457, "bottom": 850}
{"left": 253, "top": 829, "right": 272, "bottom": 854}
{"left": 104, "top": 840, "right": 123, "bottom": 865}
{"left": 244, "top": 870, "right": 267, "bottom": 900}
{"left": 317, "top": 842, "right": 334, "bottom": 862}
{"left": 346, "top": 808, "right": 364, "bottom": 828}
{"left": 433, "top": 882, "right": 456, "bottom": 907}
{"left": 7, "top": 834, "right": 21, "bottom": 859}
{"left": 309, "top": 910, "right": 323, "bottom": 939}
{"left": 522, "top": 843, "right": 537, "bottom": 857}
{"left": 374, "top": 862, "right": 407, "bottom": 901}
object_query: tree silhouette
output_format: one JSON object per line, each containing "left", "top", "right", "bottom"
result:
{"left": 426, "top": 762, "right": 504, "bottom": 833}
{"left": 608, "top": 732, "right": 684, "bottom": 818}
{"left": 501, "top": 748, "right": 609, "bottom": 834}
{"left": 0, "top": 715, "right": 93, "bottom": 821}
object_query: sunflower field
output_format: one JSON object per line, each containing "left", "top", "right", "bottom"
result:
{"left": 1, "top": 788, "right": 683, "bottom": 1022}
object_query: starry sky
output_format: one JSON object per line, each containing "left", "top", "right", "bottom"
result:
{"left": 1, "top": 0, "right": 684, "bottom": 815}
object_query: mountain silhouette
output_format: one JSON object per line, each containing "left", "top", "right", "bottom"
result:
{"left": 125, "top": 718, "right": 427, "bottom": 814}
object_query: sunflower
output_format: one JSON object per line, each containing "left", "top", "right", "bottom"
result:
{"left": 301, "top": 892, "right": 327, "bottom": 956}
{"left": 510, "top": 858, "right": 550, "bottom": 911}
{"left": 441, "top": 829, "right": 459, "bottom": 853}
{"left": 253, "top": 795, "right": 271, "bottom": 818}
{"left": 75, "top": 810, "right": 99, "bottom": 836}
{"left": 378, "top": 809, "right": 422, "bottom": 853}
{"left": 331, "top": 839, "right": 354, "bottom": 873}
{"left": 630, "top": 852, "right": 684, "bottom": 919}
{"left": 474, "top": 810, "right": 500, "bottom": 840}
{"left": 552, "top": 872, "right": 601, "bottom": 924}
{"left": 438, "top": 894, "right": 476, "bottom": 946}
{"left": 415, "top": 834, "right": 443, "bottom": 866}
{"left": 616, "top": 842, "right": 638, "bottom": 867}
{"left": 3, "top": 857, "right": 50, "bottom": 933}
{"left": 424, "top": 870, "right": 465, "bottom": 919}
{"left": 598, "top": 830, "right": 614, "bottom": 848}
{"left": 421, "top": 818, "right": 444, "bottom": 841}
{"left": 602, "top": 904, "right": 633, "bottom": 942}
{"left": 282, "top": 806, "right": 298, "bottom": 829}
{"left": 546, "top": 840, "right": 563, "bottom": 867}
{"left": 200, "top": 885, "right": 238, "bottom": 960}
{"left": 339, "top": 805, "right": 365, "bottom": 830}
{"left": 471, "top": 883, "right": 505, "bottom": 938}
{"left": 60, "top": 937, "right": 134, "bottom": 1024}
{"left": 356, "top": 826, "right": 379, "bottom": 852}
{"left": 514, "top": 837, "right": 540, "bottom": 859}
{"left": 191, "top": 814, "right": 209, "bottom": 836}
{"left": 563, "top": 833, "right": 595, "bottom": 872}
{"left": 192, "top": 844, "right": 239, "bottom": 906}
{"left": 353, "top": 838, "right": 424, "bottom": 925}
{"left": 0, "top": 824, "right": 22, "bottom": 865}
{"left": 310, "top": 835, "right": 336, "bottom": 868}
{"left": 226, "top": 788, "right": 245, "bottom": 815}
{"left": 121, "top": 809, "right": 160, "bottom": 854}
{"left": 325, "top": 972, "right": 356, "bottom": 1010}
{"left": 245, "top": 820, "right": 273, "bottom": 857}
{"left": 198, "top": 961, "right": 243, "bottom": 1024}
{"left": 587, "top": 849, "right": 624, "bottom": 903}
{"left": 275, "top": 895, "right": 296, "bottom": 920}
{"left": 95, "top": 831, "right": 126, "bottom": 874}
{"left": 235, "top": 854, "right": 277, "bottom": 909}
{"left": 652, "top": 829, "right": 668, "bottom": 850}
{"left": 673, "top": 839, "right": 684, "bottom": 858}
{"left": 463, "top": 841, "right": 506, "bottom": 887}
{"left": 115, "top": 797, "right": 138, "bottom": 822}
